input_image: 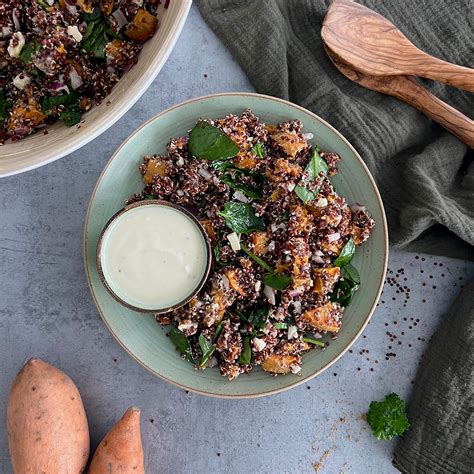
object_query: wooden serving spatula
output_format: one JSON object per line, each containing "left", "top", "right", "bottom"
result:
{"left": 321, "top": 0, "right": 474, "bottom": 92}
{"left": 325, "top": 46, "right": 474, "bottom": 148}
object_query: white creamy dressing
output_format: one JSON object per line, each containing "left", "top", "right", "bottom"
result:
{"left": 101, "top": 205, "right": 208, "bottom": 310}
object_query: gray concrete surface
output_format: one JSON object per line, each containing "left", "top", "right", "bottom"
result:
{"left": 1, "top": 6, "right": 473, "bottom": 473}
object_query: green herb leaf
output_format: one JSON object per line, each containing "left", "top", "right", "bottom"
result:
{"left": 367, "top": 393, "right": 410, "bottom": 440}
{"left": 263, "top": 273, "right": 292, "bottom": 290}
{"left": 341, "top": 263, "right": 360, "bottom": 285}
{"left": 36, "top": 0, "right": 50, "bottom": 9}
{"left": 214, "top": 322, "right": 224, "bottom": 341}
{"left": 294, "top": 149, "right": 328, "bottom": 203}
{"left": 274, "top": 322, "right": 287, "bottom": 330}
{"left": 303, "top": 336, "right": 325, "bottom": 347}
{"left": 59, "top": 110, "right": 81, "bottom": 127}
{"left": 82, "top": 8, "right": 109, "bottom": 58}
{"left": 188, "top": 121, "right": 240, "bottom": 161}
{"left": 241, "top": 244, "right": 273, "bottom": 272}
{"left": 251, "top": 142, "right": 265, "bottom": 158}
{"left": 0, "top": 91, "right": 13, "bottom": 124}
{"left": 330, "top": 263, "right": 360, "bottom": 307}
{"left": 198, "top": 334, "right": 215, "bottom": 368}
{"left": 211, "top": 160, "right": 234, "bottom": 172}
{"left": 169, "top": 327, "right": 194, "bottom": 363}
{"left": 245, "top": 305, "right": 269, "bottom": 330}
{"left": 333, "top": 237, "right": 355, "bottom": 267}
{"left": 238, "top": 336, "right": 252, "bottom": 364}
{"left": 220, "top": 174, "right": 262, "bottom": 200}
{"left": 41, "top": 92, "right": 80, "bottom": 114}
{"left": 144, "top": 194, "right": 156, "bottom": 200}
{"left": 218, "top": 202, "right": 265, "bottom": 234}
{"left": 19, "top": 41, "right": 41, "bottom": 64}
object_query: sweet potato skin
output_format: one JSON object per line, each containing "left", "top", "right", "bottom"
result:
{"left": 89, "top": 407, "right": 144, "bottom": 474}
{"left": 7, "top": 358, "right": 90, "bottom": 474}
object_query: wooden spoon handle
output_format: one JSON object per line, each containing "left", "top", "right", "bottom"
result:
{"left": 392, "top": 77, "right": 474, "bottom": 147}
{"left": 414, "top": 54, "right": 474, "bottom": 92}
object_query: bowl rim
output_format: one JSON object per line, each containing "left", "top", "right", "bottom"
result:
{"left": 0, "top": 0, "right": 192, "bottom": 178}
{"left": 83, "top": 91, "right": 389, "bottom": 399}
{"left": 96, "top": 199, "right": 212, "bottom": 314}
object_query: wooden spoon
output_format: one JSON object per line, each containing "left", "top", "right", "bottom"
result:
{"left": 325, "top": 46, "right": 474, "bottom": 148}
{"left": 322, "top": 0, "right": 474, "bottom": 92}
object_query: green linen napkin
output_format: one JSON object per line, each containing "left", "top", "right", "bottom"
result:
{"left": 196, "top": 0, "right": 474, "bottom": 260}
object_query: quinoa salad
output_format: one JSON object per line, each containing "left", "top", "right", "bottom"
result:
{"left": 0, "top": 0, "right": 164, "bottom": 143}
{"left": 130, "top": 110, "right": 375, "bottom": 380}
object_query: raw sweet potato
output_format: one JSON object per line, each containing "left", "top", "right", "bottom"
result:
{"left": 89, "top": 407, "right": 144, "bottom": 474}
{"left": 7, "top": 358, "right": 90, "bottom": 474}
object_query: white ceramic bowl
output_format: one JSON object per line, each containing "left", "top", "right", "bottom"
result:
{"left": 0, "top": 0, "right": 192, "bottom": 178}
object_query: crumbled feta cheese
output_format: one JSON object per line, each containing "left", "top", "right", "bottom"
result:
{"left": 254, "top": 280, "right": 262, "bottom": 292}
{"left": 13, "top": 73, "right": 31, "bottom": 90}
{"left": 233, "top": 190, "right": 250, "bottom": 203}
{"left": 226, "top": 232, "right": 241, "bottom": 251}
{"left": 291, "top": 365, "right": 302, "bottom": 374}
{"left": 67, "top": 26, "right": 83, "bottom": 43}
{"left": 176, "top": 156, "right": 184, "bottom": 167}
{"left": 287, "top": 325, "right": 298, "bottom": 340}
{"left": 7, "top": 32, "right": 25, "bottom": 58}
{"left": 253, "top": 337, "right": 266, "bottom": 352}
{"left": 315, "top": 197, "right": 328, "bottom": 207}
{"left": 178, "top": 321, "right": 198, "bottom": 332}
{"left": 287, "top": 183, "right": 295, "bottom": 192}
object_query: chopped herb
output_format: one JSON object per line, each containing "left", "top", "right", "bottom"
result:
{"left": 198, "top": 334, "right": 215, "bottom": 368}
{"left": 331, "top": 263, "right": 360, "bottom": 307}
{"left": 241, "top": 244, "right": 273, "bottom": 272}
{"left": 274, "top": 322, "right": 288, "bottom": 330}
{"left": 0, "top": 91, "right": 13, "bottom": 124}
{"left": 367, "top": 393, "right": 410, "bottom": 440}
{"left": 238, "top": 336, "right": 252, "bottom": 364}
{"left": 213, "top": 240, "right": 234, "bottom": 267}
{"left": 214, "top": 322, "right": 224, "bottom": 341}
{"left": 219, "top": 173, "right": 262, "bottom": 200}
{"left": 303, "top": 336, "right": 325, "bottom": 347}
{"left": 218, "top": 202, "right": 265, "bottom": 234}
{"left": 251, "top": 142, "right": 265, "bottom": 157}
{"left": 168, "top": 327, "right": 194, "bottom": 363}
{"left": 211, "top": 160, "right": 234, "bottom": 172}
{"left": 19, "top": 41, "right": 41, "bottom": 65}
{"left": 144, "top": 194, "right": 156, "bottom": 200}
{"left": 333, "top": 237, "right": 355, "bottom": 267}
{"left": 244, "top": 305, "right": 269, "bottom": 331}
{"left": 59, "top": 110, "right": 81, "bottom": 127}
{"left": 263, "top": 272, "right": 292, "bottom": 290}
{"left": 41, "top": 92, "right": 81, "bottom": 127}
{"left": 188, "top": 121, "right": 239, "bottom": 161}
{"left": 294, "top": 149, "right": 328, "bottom": 203}
{"left": 81, "top": 8, "right": 114, "bottom": 58}
{"left": 341, "top": 263, "right": 360, "bottom": 284}
{"left": 36, "top": 0, "right": 50, "bottom": 9}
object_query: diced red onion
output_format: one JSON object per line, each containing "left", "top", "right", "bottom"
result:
{"left": 176, "top": 190, "right": 184, "bottom": 197}
{"left": 1, "top": 26, "right": 12, "bottom": 38}
{"left": 328, "top": 232, "right": 341, "bottom": 243}
{"left": 292, "top": 301, "right": 302, "bottom": 314}
{"left": 314, "top": 250, "right": 324, "bottom": 256}
{"left": 264, "top": 285, "right": 276, "bottom": 305}
{"left": 69, "top": 67, "right": 83, "bottom": 90}
{"left": 64, "top": 0, "right": 78, "bottom": 15}
{"left": 198, "top": 167, "right": 213, "bottom": 180}
{"left": 233, "top": 190, "right": 249, "bottom": 203}
{"left": 288, "top": 325, "right": 298, "bottom": 340}
{"left": 107, "top": 66, "right": 117, "bottom": 75}
{"left": 221, "top": 274, "right": 230, "bottom": 290}
{"left": 12, "top": 9, "right": 21, "bottom": 31}
{"left": 111, "top": 9, "right": 128, "bottom": 30}
{"left": 302, "top": 133, "right": 314, "bottom": 140}
{"left": 312, "top": 255, "right": 325, "bottom": 264}
{"left": 351, "top": 203, "right": 367, "bottom": 212}
{"left": 48, "top": 81, "right": 69, "bottom": 93}
{"left": 267, "top": 241, "right": 275, "bottom": 252}
{"left": 289, "top": 287, "right": 304, "bottom": 298}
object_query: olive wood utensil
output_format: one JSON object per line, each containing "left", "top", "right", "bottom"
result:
{"left": 321, "top": 0, "right": 474, "bottom": 92}
{"left": 325, "top": 46, "right": 474, "bottom": 148}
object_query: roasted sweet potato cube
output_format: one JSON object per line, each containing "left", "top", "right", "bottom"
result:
{"left": 76, "top": 0, "right": 94, "bottom": 13}
{"left": 351, "top": 225, "right": 366, "bottom": 245}
{"left": 99, "top": 0, "right": 114, "bottom": 15}
{"left": 143, "top": 158, "right": 169, "bottom": 184}
{"left": 319, "top": 238, "right": 344, "bottom": 255}
{"left": 261, "top": 354, "right": 299, "bottom": 374}
{"left": 201, "top": 219, "right": 216, "bottom": 245}
{"left": 273, "top": 158, "right": 302, "bottom": 179}
{"left": 125, "top": 9, "right": 158, "bottom": 43}
{"left": 224, "top": 269, "right": 246, "bottom": 296}
{"left": 290, "top": 205, "right": 313, "bottom": 234}
{"left": 313, "top": 267, "right": 341, "bottom": 294}
{"left": 234, "top": 151, "right": 257, "bottom": 169}
{"left": 271, "top": 131, "right": 307, "bottom": 158}
{"left": 7, "top": 105, "right": 45, "bottom": 130}
{"left": 250, "top": 231, "right": 269, "bottom": 256}
{"left": 302, "top": 302, "right": 342, "bottom": 333}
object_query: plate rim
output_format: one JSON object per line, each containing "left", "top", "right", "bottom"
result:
{"left": 83, "top": 91, "right": 389, "bottom": 399}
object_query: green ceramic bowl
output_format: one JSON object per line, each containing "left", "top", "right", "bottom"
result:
{"left": 84, "top": 93, "right": 388, "bottom": 398}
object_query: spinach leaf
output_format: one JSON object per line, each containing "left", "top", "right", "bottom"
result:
{"left": 251, "top": 142, "right": 265, "bottom": 158}
{"left": 274, "top": 322, "right": 287, "bottom": 329}
{"left": 263, "top": 272, "right": 292, "bottom": 290}
{"left": 213, "top": 241, "right": 235, "bottom": 267}
{"left": 59, "top": 110, "right": 81, "bottom": 127}
{"left": 218, "top": 202, "right": 265, "bottom": 234}
{"left": 331, "top": 263, "right": 360, "bottom": 307}
{"left": 211, "top": 160, "right": 234, "bottom": 172}
{"left": 303, "top": 336, "right": 325, "bottom": 347}
{"left": 294, "top": 150, "right": 328, "bottom": 203}
{"left": 214, "top": 321, "right": 224, "bottom": 341}
{"left": 241, "top": 244, "right": 273, "bottom": 272}
{"left": 169, "top": 327, "right": 194, "bottom": 363}
{"left": 239, "top": 336, "right": 251, "bottom": 364}
{"left": 333, "top": 237, "right": 355, "bottom": 267}
{"left": 188, "top": 121, "right": 240, "bottom": 161}
{"left": 144, "top": 194, "right": 156, "bottom": 200}
{"left": 0, "top": 91, "right": 13, "bottom": 124}
{"left": 81, "top": 8, "right": 110, "bottom": 58}
{"left": 19, "top": 41, "right": 41, "bottom": 64}
{"left": 41, "top": 92, "right": 80, "bottom": 113}
{"left": 245, "top": 305, "right": 269, "bottom": 330}
{"left": 198, "top": 334, "right": 215, "bottom": 368}
{"left": 220, "top": 173, "right": 262, "bottom": 200}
